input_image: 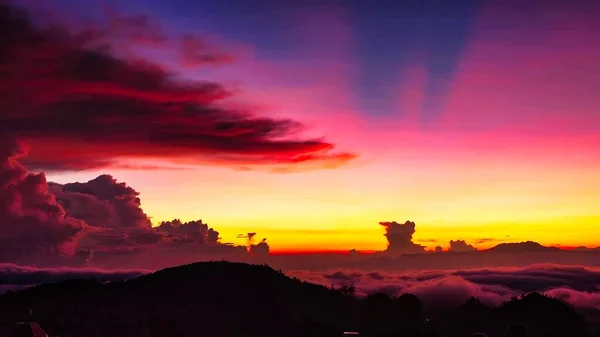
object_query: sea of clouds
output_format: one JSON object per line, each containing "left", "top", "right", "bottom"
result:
{"left": 2, "top": 263, "right": 599, "bottom": 311}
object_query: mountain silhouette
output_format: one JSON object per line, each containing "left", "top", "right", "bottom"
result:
{"left": 572, "top": 246, "right": 600, "bottom": 252}
{"left": 485, "top": 241, "right": 562, "bottom": 253}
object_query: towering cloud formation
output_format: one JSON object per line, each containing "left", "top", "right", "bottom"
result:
{"left": 45, "top": 177, "right": 253, "bottom": 263}
{"left": 0, "top": 3, "right": 354, "bottom": 172}
{"left": 0, "top": 140, "right": 261, "bottom": 267}
{"left": 0, "top": 140, "right": 86, "bottom": 263}
{"left": 379, "top": 221, "right": 426, "bottom": 255}
{"left": 375, "top": 221, "right": 480, "bottom": 255}
{"left": 49, "top": 175, "right": 151, "bottom": 229}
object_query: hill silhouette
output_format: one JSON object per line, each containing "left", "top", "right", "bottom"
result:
{"left": 0, "top": 262, "right": 595, "bottom": 337}
{"left": 0, "top": 262, "right": 358, "bottom": 337}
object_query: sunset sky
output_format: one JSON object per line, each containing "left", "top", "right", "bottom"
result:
{"left": 13, "top": 0, "right": 600, "bottom": 253}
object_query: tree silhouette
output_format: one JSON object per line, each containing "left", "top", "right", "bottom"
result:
{"left": 363, "top": 293, "right": 395, "bottom": 334}
{"left": 505, "top": 323, "right": 529, "bottom": 337}
{"left": 338, "top": 283, "right": 356, "bottom": 297}
{"left": 394, "top": 293, "right": 423, "bottom": 323}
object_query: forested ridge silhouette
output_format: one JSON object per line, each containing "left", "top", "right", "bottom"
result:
{"left": 1, "top": 262, "right": 598, "bottom": 337}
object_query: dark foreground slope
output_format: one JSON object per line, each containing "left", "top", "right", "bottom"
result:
{"left": 0, "top": 262, "right": 595, "bottom": 337}
{"left": 0, "top": 262, "right": 358, "bottom": 337}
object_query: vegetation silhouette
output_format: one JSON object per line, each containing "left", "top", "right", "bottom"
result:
{"left": 506, "top": 323, "right": 529, "bottom": 337}
{"left": 0, "top": 262, "right": 597, "bottom": 337}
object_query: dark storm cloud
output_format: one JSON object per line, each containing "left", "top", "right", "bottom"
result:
{"left": 0, "top": 140, "right": 86, "bottom": 263}
{"left": 49, "top": 175, "right": 151, "bottom": 229}
{"left": 0, "top": 3, "right": 354, "bottom": 172}
{"left": 378, "top": 221, "right": 426, "bottom": 255}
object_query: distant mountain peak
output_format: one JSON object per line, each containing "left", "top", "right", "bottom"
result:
{"left": 486, "top": 241, "right": 562, "bottom": 253}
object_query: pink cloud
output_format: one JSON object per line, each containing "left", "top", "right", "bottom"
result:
{"left": 546, "top": 288, "right": 600, "bottom": 310}
{"left": 1, "top": 3, "right": 356, "bottom": 174}
{"left": 286, "top": 264, "right": 600, "bottom": 310}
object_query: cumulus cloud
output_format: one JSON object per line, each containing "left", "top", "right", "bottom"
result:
{"left": 0, "top": 141, "right": 254, "bottom": 267}
{"left": 44, "top": 175, "right": 244, "bottom": 264}
{"left": 379, "top": 221, "right": 425, "bottom": 255}
{"left": 371, "top": 220, "right": 552, "bottom": 258}
{"left": 0, "top": 140, "right": 86, "bottom": 263}
{"left": 249, "top": 238, "right": 271, "bottom": 256}
{"left": 449, "top": 240, "right": 477, "bottom": 252}
{"left": 0, "top": 3, "right": 354, "bottom": 172}
{"left": 156, "top": 219, "right": 220, "bottom": 244}
{"left": 286, "top": 264, "right": 600, "bottom": 310}
{"left": 49, "top": 175, "right": 151, "bottom": 229}
{"left": 60, "top": 210, "right": 251, "bottom": 268}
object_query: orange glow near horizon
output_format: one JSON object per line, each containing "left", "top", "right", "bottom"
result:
{"left": 48, "top": 158, "right": 600, "bottom": 252}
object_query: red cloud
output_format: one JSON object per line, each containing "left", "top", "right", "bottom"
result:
{"left": 0, "top": 4, "right": 355, "bottom": 172}
{"left": 0, "top": 140, "right": 87, "bottom": 263}
{"left": 49, "top": 175, "right": 152, "bottom": 229}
